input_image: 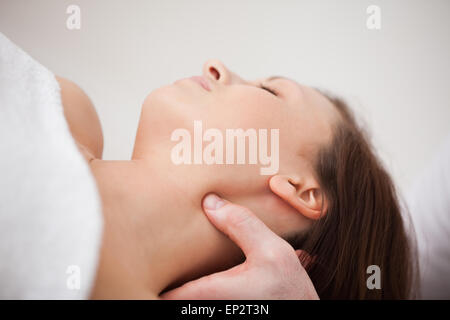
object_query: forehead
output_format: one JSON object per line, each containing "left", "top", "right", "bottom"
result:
{"left": 265, "top": 76, "right": 336, "bottom": 112}
{"left": 285, "top": 79, "right": 339, "bottom": 127}
{"left": 277, "top": 77, "right": 338, "bottom": 126}
{"left": 279, "top": 79, "right": 339, "bottom": 159}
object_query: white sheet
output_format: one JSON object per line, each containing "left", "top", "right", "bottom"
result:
{"left": 407, "top": 134, "right": 450, "bottom": 299}
{"left": 0, "top": 32, "right": 103, "bottom": 299}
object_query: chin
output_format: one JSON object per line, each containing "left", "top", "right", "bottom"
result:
{"left": 143, "top": 84, "right": 179, "bottom": 110}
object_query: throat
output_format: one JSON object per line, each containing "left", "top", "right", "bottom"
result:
{"left": 88, "top": 159, "right": 243, "bottom": 297}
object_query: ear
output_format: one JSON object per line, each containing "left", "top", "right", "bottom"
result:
{"left": 269, "top": 174, "right": 327, "bottom": 220}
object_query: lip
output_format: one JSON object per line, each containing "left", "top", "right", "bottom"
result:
{"left": 189, "top": 76, "right": 211, "bottom": 91}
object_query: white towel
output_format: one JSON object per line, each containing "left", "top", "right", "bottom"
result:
{"left": 0, "top": 32, "right": 103, "bottom": 299}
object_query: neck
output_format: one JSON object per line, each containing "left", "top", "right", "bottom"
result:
{"left": 89, "top": 159, "right": 242, "bottom": 299}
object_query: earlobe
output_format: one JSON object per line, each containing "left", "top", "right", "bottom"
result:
{"left": 269, "top": 175, "right": 327, "bottom": 220}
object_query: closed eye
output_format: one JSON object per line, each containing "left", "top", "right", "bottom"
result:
{"left": 260, "top": 84, "right": 277, "bottom": 96}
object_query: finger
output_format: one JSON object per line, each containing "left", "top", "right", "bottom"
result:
{"left": 160, "top": 264, "right": 245, "bottom": 300}
{"left": 202, "top": 193, "right": 290, "bottom": 260}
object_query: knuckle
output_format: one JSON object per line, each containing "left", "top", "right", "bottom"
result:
{"left": 251, "top": 241, "right": 309, "bottom": 299}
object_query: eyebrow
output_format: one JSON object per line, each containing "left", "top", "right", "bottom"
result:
{"left": 266, "top": 75, "right": 304, "bottom": 96}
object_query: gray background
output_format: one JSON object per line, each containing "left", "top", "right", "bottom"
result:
{"left": 1, "top": 0, "right": 449, "bottom": 195}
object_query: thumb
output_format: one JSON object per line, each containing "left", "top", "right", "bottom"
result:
{"left": 202, "top": 193, "right": 282, "bottom": 260}
{"left": 160, "top": 264, "right": 245, "bottom": 300}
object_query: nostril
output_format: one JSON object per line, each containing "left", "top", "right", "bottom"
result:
{"left": 209, "top": 66, "right": 220, "bottom": 80}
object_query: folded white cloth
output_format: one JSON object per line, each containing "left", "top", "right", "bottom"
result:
{"left": 0, "top": 33, "right": 103, "bottom": 299}
{"left": 407, "top": 134, "right": 450, "bottom": 299}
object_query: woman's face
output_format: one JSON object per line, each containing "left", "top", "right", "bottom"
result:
{"left": 133, "top": 60, "right": 338, "bottom": 236}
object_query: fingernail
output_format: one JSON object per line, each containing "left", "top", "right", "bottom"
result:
{"left": 203, "top": 194, "right": 226, "bottom": 211}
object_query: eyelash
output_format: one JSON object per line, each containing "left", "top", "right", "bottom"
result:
{"left": 260, "top": 85, "right": 277, "bottom": 96}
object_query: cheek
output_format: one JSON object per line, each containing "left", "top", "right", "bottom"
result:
{"left": 207, "top": 89, "right": 284, "bottom": 131}
{"left": 143, "top": 85, "right": 285, "bottom": 134}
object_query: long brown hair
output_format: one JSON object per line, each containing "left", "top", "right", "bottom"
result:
{"left": 287, "top": 92, "right": 418, "bottom": 299}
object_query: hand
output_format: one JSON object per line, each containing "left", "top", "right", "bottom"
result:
{"left": 160, "top": 193, "right": 319, "bottom": 300}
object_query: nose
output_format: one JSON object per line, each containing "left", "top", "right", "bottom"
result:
{"left": 202, "top": 59, "right": 245, "bottom": 85}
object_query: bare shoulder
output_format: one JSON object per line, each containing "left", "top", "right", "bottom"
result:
{"left": 56, "top": 76, "right": 104, "bottom": 161}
